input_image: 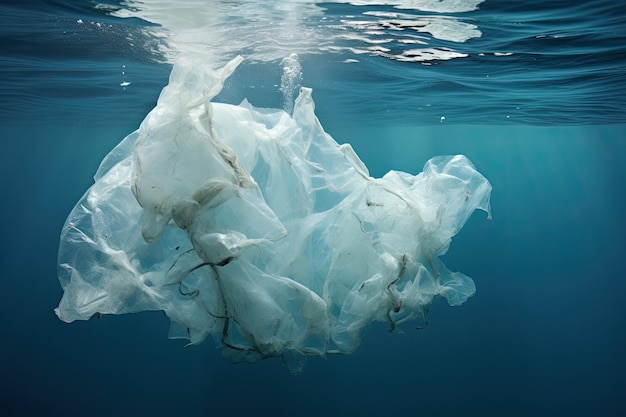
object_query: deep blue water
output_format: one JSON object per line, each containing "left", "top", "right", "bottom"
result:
{"left": 1, "top": 1, "right": 625, "bottom": 416}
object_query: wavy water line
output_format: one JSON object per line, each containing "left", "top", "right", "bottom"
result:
{"left": 110, "top": 0, "right": 482, "bottom": 64}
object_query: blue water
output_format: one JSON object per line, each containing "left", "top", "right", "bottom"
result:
{"left": 1, "top": 1, "right": 625, "bottom": 416}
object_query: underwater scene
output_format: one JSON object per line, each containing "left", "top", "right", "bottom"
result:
{"left": 1, "top": 0, "right": 625, "bottom": 416}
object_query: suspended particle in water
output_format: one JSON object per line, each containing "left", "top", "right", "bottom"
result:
{"left": 120, "top": 64, "right": 131, "bottom": 88}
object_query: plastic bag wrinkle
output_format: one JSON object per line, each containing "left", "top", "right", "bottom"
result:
{"left": 55, "top": 56, "right": 492, "bottom": 372}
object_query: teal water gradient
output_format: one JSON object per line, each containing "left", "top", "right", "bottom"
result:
{"left": 2, "top": 119, "right": 624, "bottom": 416}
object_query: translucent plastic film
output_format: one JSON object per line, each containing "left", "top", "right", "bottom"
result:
{"left": 55, "top": 56, "right": 491, "bottom": 372}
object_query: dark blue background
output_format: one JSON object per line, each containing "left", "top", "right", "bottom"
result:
{"left": 1, "top": 1, "right": 625, "bottom": 416}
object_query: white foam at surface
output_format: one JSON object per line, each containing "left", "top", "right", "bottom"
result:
{"left": 55, "top": 57, "right": 492, "bottom": 372}
{"left": 110, "top": 0, "right": 482, "bottom": 65}
{"left": 327, "top": 0, "right": 484, "bottom": 13}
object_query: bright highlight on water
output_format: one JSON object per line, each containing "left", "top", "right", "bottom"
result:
{"left": 108, "top": 0, "right": 484, "bottom": 64}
